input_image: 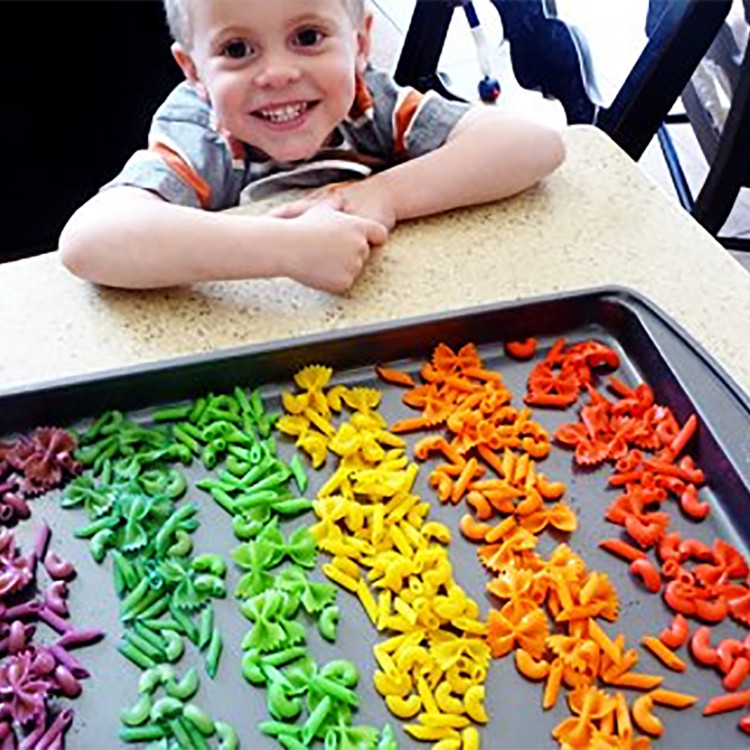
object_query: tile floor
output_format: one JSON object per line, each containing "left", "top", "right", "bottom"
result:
{"left": 368, "top": 0, "right": 750, "bottom": 273}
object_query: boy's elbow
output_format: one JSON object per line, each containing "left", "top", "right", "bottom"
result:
{"left": 550, "top": 131, "right": 566, "bottom": 171}
{"left": 541, "top": 130, "right": 566, "bottom": 178}
{"left": 58, "top": 215, "right": 96, "bottom": 280}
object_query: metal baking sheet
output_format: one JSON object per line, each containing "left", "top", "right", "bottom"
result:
{"left": 2, "top": 286, "right": 750, "bottom": 749}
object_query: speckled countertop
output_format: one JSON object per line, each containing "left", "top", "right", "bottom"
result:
{"left": 2, "top": 125, "right": 749, "bottom": 395}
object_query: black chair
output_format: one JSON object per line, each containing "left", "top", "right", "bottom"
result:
{"left": 0, "top": 1, "right": 183, "bottom": 262}
{"left": 396, "top": 0, "right": 731, "bottom": 155}
{"left": 657, "top": 1, "right": 750, "bottom": 251}
{"left": 396, "top": 0, "right": 748, "bottom": 245}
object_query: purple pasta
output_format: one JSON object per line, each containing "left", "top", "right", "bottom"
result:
{"left": 34, "top": 708, "right": 74, "bottom": 750}
{"left": 0, "top": 624, "right": 36, "bottom": 653}
{"left": 48, "top": 645, "right": 90, "bottom": 680}
{"left": 34, "top": 523, "right": 52, "bottom": 560}
{"left": 3, "top": 600, "right": 43, "bottom": 621}
{"left": 18, "top": 715, "right": 46, "bottom": 750}
{"left": 8, "top": 620, "right": 27, "bottom": 654}
{"left": 56, "top": 628, "right": 104, "bottom": 650}
{"left": 0, "top": 531, "right": 33, "bottom": 596}
{"left": 43, "top": 582, "right": 68, "bottom": 617}
{"left": 53, "top": 664, "right": 81, "bottom": 699}
{"left": 0, "top": 651, "right": 48, "bottom": 725}
{"left": 31, "top": 649, "right": 56, "bottom": 676}
{"left": 38, "top": 607, "right": 71, "bottom": 634}
{"left": 6, "top": 428, "right": 81, "bottom": 496}
{"left": 43, "top": 552, "right": 75, "bottom": 581}
{"left": 2, "top": 493, "right": 31, "bottom": 521}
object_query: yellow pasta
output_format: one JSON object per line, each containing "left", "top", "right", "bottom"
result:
{"left": 356, "top": 580, "right": 378, "bottom": 623}
{"left": 404, "top": 725, "right": 458, "bottom": 742}
{"left": 385, "top": 694, "right": 422, "bottom": 719}
{"left": 419, "top": 713, "right": 471, "bottom": 730}
{"left": 462, "top": 726, "right": 480, "bottom": 750}
{"left": 282, "top": 370, "right": 491, "bottom": 745}
{"left": 393, "top": 597, "right": 417, "bottom": 626}
{"left": 373, "top": 669, "right": 412, "bottom": 699}
{"left": 416, "top": 674, "right": 440, "bottom": 714}
{"left": 331, "top": 555, "right": 360, "bottom": 579}
{"left": 321, "top": 563, "right": 359, "bottom": 593}
{"left": 463, "top": 685, "right": 488, "bottom": 724}
{"left": 435, "top": 683, "right": 465, "bottom": 714}
{"left": 433, "top": 738, "right": 461, "bottom": 750}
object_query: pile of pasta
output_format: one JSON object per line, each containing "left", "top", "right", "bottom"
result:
{"left": 278, "top": 339, "right": 743, "bottom": 749}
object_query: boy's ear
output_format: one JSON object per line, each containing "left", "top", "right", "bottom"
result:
{"left": 171, "top": 42, "right": 200, "bottom": 84}
{"left": 355, "top": 11, "right": 373, "bottom": 75}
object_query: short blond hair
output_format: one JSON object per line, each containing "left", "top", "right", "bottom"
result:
{"left": 164, "top": 0, "right": 366, "bottom": 47}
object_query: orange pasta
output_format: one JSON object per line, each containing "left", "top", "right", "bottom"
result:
{"left": 632, "top": 694, "right": 664, "bottom": 736}
{"left": 605, "top": 671, "right": 664, "bottom": 690}
{"left": 642, "top": 636, "right": 687, "bottom": 672}
{"left": 650, "top": 688, "right": 698, "bottom": 709}
{"left": 659, "top": 613, "right": 689, "bottom": 650}
{"left": 375, "top": 365, "right": 416, "bottom": 388}
{"left": 703, "top": 689, "right": 750, "bottom": 716}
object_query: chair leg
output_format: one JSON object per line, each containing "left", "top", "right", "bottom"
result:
{"left": 486, "top": 0, "right": 597, "bottom": 123}
{"left": 691, "top": 41, "right": 750, "bottom": 235}
{"left": 394, "top": 0, "right": 461, "bottom": 96}
{"left": 656, "top": 125, "right": 695, "bottom": 212}
{"left": 597, "top": 0, "right": 732, "bottom": 160}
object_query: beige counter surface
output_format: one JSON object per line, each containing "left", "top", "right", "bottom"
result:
{"left": 2, "top": 125, "right": 749, "bottom": 395}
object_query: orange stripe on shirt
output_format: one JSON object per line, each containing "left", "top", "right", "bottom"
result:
{"left": 150, "top": 142, "right": 212, "bottom": 208}
{"left": 349, "top": 72, "right": 374, "bottom": 121}
{"left": 393, "top": 89, "right": 424, "bottom": 154}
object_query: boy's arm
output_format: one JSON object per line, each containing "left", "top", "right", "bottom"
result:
{"left": 273, "top": 106, "right": 565, "bottom": 228}
{"left": 370, "top": 106, "right": 566, "bottom": 222}
{"left": 58, "top": 187, "right": 387, "bottom": 292}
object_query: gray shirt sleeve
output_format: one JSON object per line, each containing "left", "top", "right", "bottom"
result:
{"left": 341, "top": 67, "right": 472, "bottom": 161}
{"left": 100, "top": 82, "right": 246, "bottom": 210}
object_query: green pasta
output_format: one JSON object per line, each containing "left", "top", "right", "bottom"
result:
{"left": 214, "top": 721, "right": 240, "bottom": 750}
{"left": 197, "top": 606, "right": 214, "bottom": 651}
{"left": 120, "top": 694, "right": 153, "bottom": 727}
{"left": 204, "top": 629, "right": 223, "bottom": 679}
{"left": 165, "top": 667, "right": 200, "bottom": 701}
{"left": 182, "top": 703, "right": 216, "bottom": 737}
{"left": 118, "top": 723, "right": 168, "bottom": 743}
{"left": 117, "top": 640, "right": 157, "bottom": 670}
{"left": 150, "top": 696, "right": 184, "bottom": 722}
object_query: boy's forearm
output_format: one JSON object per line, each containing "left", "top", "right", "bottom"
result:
{"left": 59, "top": 189, "right": 293, "bottom": 289}
{"left": 367, "top": 108, "right": 565, "bottom": 222}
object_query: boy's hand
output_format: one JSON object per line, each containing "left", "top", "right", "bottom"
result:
{"left": 279, "top": 203, "right": 388, "bottom": 293}
{"left": 270, "top": 179, "right": 397, "bottom": 231}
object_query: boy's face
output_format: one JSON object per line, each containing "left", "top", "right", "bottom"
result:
{"left": 173, "top": 0, "right": 371, "bottom": 162}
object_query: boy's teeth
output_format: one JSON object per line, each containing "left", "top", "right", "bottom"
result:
{"left": 258, "top": 102, "right": 308, "bottom": 122}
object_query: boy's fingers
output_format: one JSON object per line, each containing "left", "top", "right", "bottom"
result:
{"left": 306, "top": 193, "right": 345, "bottom": 213}
{"left": 361, "top": 218, "right": 389, "bottom": 247}
{"left": 269, "top": 200, "right": 308, "bottom": 218}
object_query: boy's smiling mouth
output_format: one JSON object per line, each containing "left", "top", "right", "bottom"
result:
{"left": 253, "top": 101, "right": 318, "bottom": 124}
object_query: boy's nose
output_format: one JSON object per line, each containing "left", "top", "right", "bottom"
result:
{"left": 253, "top": 53, "right": 302, "bottom": 88}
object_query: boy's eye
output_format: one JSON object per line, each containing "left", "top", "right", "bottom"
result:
{"left": 222, "top": 39, "right": 252, "bottom": 59}
{"left": 292, "top": 28, "right": 324, "bottom": 47}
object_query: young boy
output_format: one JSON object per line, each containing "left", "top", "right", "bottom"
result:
{"left": 59, "top": 0, "right": 565, "bottom": 293}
